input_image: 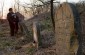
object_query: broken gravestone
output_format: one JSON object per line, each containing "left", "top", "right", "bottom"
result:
{"left": 33, "top": 22, "right": 42, "bottom": 48}
{"left": 55, "top": 2, "right": 81, "bottom": 55}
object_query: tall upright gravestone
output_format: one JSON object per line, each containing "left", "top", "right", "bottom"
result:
{"left": 55, "top": 3, "right": 81, "bottom": 55}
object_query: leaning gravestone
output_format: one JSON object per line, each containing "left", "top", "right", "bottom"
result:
{"left": 33, "top": 22, "right": 41, "bottom": 48}
{"left": 55, "top": 2, "right": 81, "bottom": 55}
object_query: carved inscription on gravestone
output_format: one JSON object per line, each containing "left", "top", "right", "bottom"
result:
{"left": 55, "top": 3, "right": 79, "bottom": 55}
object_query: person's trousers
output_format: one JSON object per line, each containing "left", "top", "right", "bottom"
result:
{"left": 9, "top": 22, "right": 19, "bottom": 36}
{"left": 14, "top": 22, "right": 19, "bottom": 34}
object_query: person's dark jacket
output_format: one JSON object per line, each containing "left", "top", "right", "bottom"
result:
{"left": 7, "top": 12, "right": 19, "bottom": 23}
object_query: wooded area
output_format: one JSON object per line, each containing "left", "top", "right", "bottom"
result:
{"left": 0, "top": 0, "right": 85, "bottom": 55}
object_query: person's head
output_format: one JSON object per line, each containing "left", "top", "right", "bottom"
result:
{"left": 9, "top": 8, "right": 13, "bottom": 12}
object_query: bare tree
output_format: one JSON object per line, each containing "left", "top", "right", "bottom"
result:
{"left": 50, "top": 0, "right": 55, "bottom": 29}
{"left": 1, "top": 0, "right": 5, "bottom": 19}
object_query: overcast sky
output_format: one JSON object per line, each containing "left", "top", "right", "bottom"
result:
{"left": 59, "top": 0, "right": 79, "bottom": 3}
{"left": 0, "top": 0, "right": 80, "bottom": 19}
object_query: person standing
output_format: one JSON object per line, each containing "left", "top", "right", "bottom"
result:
{"left": 7, "top": 8, "right": 19, "bottom": 36}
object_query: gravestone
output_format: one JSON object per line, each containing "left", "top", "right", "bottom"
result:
{"left": 55, "top": 2, "right": 81, "bottom": 55}
{"left": 33, "top": 22, "right": 42, "bottom": 48}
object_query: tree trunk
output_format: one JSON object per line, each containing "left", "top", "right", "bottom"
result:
{"left": 51, "top": 0, "right": 55, "bottom": 30}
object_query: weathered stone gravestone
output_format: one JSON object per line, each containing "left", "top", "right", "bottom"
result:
{"left": 33, "top": 22, "right": 41, "bottom": 48}
{"left": 55, "top": 2, "right": 81, "bottom": 55}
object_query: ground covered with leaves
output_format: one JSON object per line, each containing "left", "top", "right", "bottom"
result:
{"left": 0, "top": 17, "right": 56, "bottom": 55}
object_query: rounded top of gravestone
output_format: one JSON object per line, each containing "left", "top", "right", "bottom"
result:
{"left": 55, "top": 2, "right": 79, "bottom": 55}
